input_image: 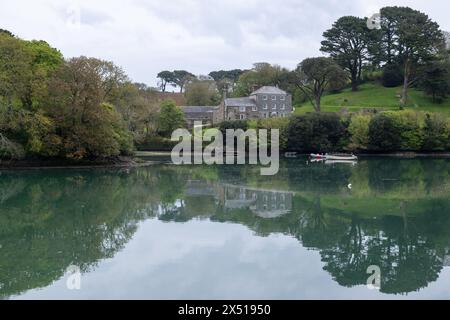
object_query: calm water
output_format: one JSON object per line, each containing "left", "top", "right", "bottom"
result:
{"left": 1, "top": 157, "right": 450, "bottom": 299}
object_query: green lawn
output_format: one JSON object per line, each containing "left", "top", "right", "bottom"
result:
{"left": 295, "top": 83, "right": 450, "bottom": 116}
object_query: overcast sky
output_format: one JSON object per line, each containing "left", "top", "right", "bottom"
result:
{"left": 1, "top": 0, "right": 449, "bottom": 88}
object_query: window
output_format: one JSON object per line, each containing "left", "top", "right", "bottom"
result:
{"left": 280, "top": 96, "right": 285, "bottom": 101}
{"left": 252, "top": 106, "right": 257, "bottom": 112}
{"left": 272, "top": 104, "right": 277, "bottom": 110}
{"left": 263, "top": 104, "right": 268, "bottom": 110}
{"left": 281, "top": 104, "right": 286, "bottom": 110}
{"left": 262, "top": 95, "right": 268, "bottom": 100}
{"left": 239, "top": 106, "right": 246, "bottom": 112}
{"left": 239, "top": 114, "right": 246, "bottom": 120}
{"left": 272, "top": 95, "right": 277, "bottom": 100}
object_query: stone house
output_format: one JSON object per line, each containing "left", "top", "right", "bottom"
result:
{"left": 179, "top": 86, "right": 293, "bottom": 127}
{"left": 224, "top": 86, "right": 293, "bottom": 120}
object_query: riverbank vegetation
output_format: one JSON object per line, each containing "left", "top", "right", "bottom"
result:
{"left": 1, "top": 5, "right": 450, "bottom": 162}
{"left": 245, "top": 109, "right": 450, "bottom": 153}
{"left": 0, "top": 30, "right": 184, "bottom": 162}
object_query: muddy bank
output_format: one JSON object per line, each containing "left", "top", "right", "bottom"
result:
{"left": 0, "top": 156, "right": 155, "bottom": 170}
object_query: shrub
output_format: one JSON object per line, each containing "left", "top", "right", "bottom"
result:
{"left": 348, "top": 113, "right": 372, "bottom": 151}
{"left": 368, "top": 113, "right": 402, "bottom": 151}
{"left": 218, "top": 120, "right": 248, "bottom": 134}
{"left": 287, "top": 113, "right": 346, "bottom": 152}
{"left": 254, "top": 117, "right": 290, "bottom": 151}
{"left": 385, "top": 110, "right": 424, "bottom": 151}
{"left": 382, "top": 64, "right": 403, "bottom": 88}
{"left": 422, "top": 113, "right": 450, "bottom": 151}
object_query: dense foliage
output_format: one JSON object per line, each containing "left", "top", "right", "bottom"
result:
{"left": 282, "top": 110, "right": 449, "bottom": 153}
{"left": 0, "top": 32, "right": 182, "bottom": 161}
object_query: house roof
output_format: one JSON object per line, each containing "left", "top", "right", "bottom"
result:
{"left": 250, "top": 86, "right": 287, "bottom": 95}
{"left": 224, "top": 97, "right": 256, "bottom": 107}
{"left": 181, "top": 106, "right": 218, "bottom": 113}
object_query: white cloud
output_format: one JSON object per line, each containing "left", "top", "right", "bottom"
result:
{"left": 0, "top": 0, "right": 449, "bottom": 87}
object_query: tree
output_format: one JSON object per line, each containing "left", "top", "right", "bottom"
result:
{"left": 0, "top": 34, "right": 33, "bottom": 106}
{"left": 185, "top": 80, "right": 221, "bottom": 106}
{"left": 172, "top": 70, "right": 195, "bottom": 93}
{"left": 46, "top": 57, "right": 133, "bottom": 159}
{"left": 112, "top": 82, "right": 159, "bottom": 143}
{"left": 0, "top": 29, "right": 13, "bottom": 37}
{"left": 294, "top": 57, "right": 348, "bottom": 112}
{"left": 321, "top": 16, "right": 374, "bottom": 91}
{"left": 209, "top": 69, "right": 244, "bottom": 94}
{"left": 379, "top": 6, "right": 445, "bottom": 107}
{"left": 157, "top": 100, "right": 185, "bottom": 137}
{"left": 157, "top": 71, "right": 175, "bottom": 92}
{"left": 421, "top": 61, "right": 448, "bottom": 103}
{"left": 24, "top": 40, "right": 64, "bottom": 109}
{"left": 382, "top": 63, "right": 404, "bottom": 87}
{"left": 233, "top": 63, "right": 292, "bottom": 97}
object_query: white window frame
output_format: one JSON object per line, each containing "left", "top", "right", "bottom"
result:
{"left": 272, "top": 95, "right": 277, "bottom": 101}
{"left": 252, "top": 106, "right": 257, "bottom": 112}
{"left": 262, "top": 95, "right": 268, "bottom": 100}
{"left": 239, "top": 106, "right": 246, "bottom": 112}
{"left": 280, "top": 96, "right": 286, "bottom": 101}
{"left": 272, "top": 103, "right": 277, "bottom": 110}
{"left": 281, "top": 104, "right": 286, "bottom": 110}
{"left": 239, "top": 114, "right": 246, "bottom": 120}
{"left": 263, "top": 104, "right": 268, "bottom": 110}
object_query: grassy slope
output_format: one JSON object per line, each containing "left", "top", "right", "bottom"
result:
{"left": 295, "top": 83, "right": 450, "bottom": 116}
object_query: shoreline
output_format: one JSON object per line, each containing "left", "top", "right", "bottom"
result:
{"left": 1, "top": 151, "right": 450, "bottom": 170}
{"left": 0, "top": 157, "right": 156, "bottom": 170}
{"left": 136, "top": 151, "right": 450, "bottom": 158}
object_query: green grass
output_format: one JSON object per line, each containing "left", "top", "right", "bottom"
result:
{"left": 295, "top": 83, "right": 450, "bottom": 116}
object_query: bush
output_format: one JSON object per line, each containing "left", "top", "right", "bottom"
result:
{"left": 422, "top": 113, "right": 450, "bottom": 151}
{"left": 368, "top": 114, "right": 402, "bottom": 151}
{"left": 287, "top": 113, "right": 346, "bottom": 152}
{"left": 218, "top": 120, "right": 249, "bottom": 134}
{"left": 382, "top": 64, "right": 404, "bottom": 88}
{"left": 253, "top": 117, "right": 290, "bottom": 151}
{"left": 385, "top": 110, "right": 424, "bottom": 151}
{"left": 348, "top": 113, "right": 372, "bottom": 151}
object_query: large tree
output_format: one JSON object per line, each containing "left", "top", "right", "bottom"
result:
{"left": 379, "top": 6, "right": 445, "bottom": 107}
{"left": 172, "top": 70, "right": 195, "bottom": 93}
{"left": 294, "top": 57, "right": 348, "bottom": 112}
{"left": 46, "top": 57, "right": 133, "bottom": 159}
{"left": 209, "top": 69, "right": 244, "bottom": 94}
{"left": 233, "top": 63, "right": 292, "bottom": 97}
{"left": 157, "top": 71, "right": 175, "bottom": 92}
{"left": 321, "top": 16, "right": 375, "bottom": 91}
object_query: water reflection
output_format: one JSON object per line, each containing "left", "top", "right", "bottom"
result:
{"left": 0, "top": 158, "right": 449, "bottom": 298}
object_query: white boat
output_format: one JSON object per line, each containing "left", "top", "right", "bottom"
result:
{"left": 310, "top": 153, "right": 358, "bottom": 161}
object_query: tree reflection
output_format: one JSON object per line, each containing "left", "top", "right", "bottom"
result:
{"left": 0, "top": 158, "right": 449, "bottom": 297}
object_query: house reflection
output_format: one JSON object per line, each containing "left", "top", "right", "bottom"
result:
{"left": 184, "top": 180, "right": 293, "bottom": 219}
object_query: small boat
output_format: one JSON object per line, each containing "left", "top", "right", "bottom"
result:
{"left": 310, "top": 153, "right": 358, "bottom": 161}
{"left": 284, "top": 152, "right": 298, "bottom": 158}
{"left": 310, "top": 153, "right": 326, "bottom": 159}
